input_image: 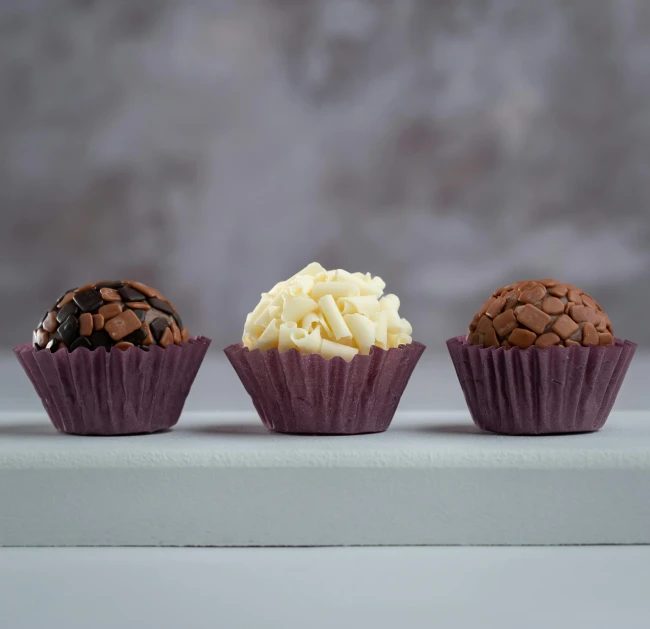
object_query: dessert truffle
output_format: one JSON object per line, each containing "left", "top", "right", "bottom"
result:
{"left": 16, "top": 281, "right": 209, "bottom": 435}
{"left": 467, "top": 279, "right": 614, "bottom": 350}
{"left": 226, "top": 262, "right": 425, "bottom": 435}
{"left": 447, "top": 277, "right": 636, "bottom": 435}
{"left": 33, "top": 280, "right": 188, "bottom": 352}
{"left": 242, "top": 262, "right": 414, "bottom": 360}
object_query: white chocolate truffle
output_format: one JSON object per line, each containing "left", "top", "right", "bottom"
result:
{"left": 242, "top": 262, "right": 414, "bottom": 360}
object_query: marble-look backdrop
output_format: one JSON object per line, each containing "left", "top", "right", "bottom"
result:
{"left": 2, "top": 0, "right": 649, "bottom": 350}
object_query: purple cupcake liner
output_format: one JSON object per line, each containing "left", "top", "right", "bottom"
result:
{"left": 14, "top": 337, "right": 211, "bottom": 435}
{"left": 224, "top": 342, "right": 426, "bottom": 435}
{"left": 446, "top": 336, "right": 636, "bottom": 435}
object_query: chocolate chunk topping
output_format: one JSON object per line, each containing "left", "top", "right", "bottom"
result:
{"left": 567, "top": 289, "right": 583, "bottom": 304}
{"left": 46, "top": 338, "right": 61, "bottom": 352}
{"left": 126, "top": 301, "right": 150, "bottom": 310}
{"left": 98, "top": 303, "right": 123, "bottom": 320}
{"left": 32, "top": 280, "right": 189, "bottom": 351}
{"left": 581, "top": 322, "right": 599, "bottom": 346}
{"left": 599, "top": 332, "right": 614, "bottom": 346}
{"left": 43, "top": 311, "right": 59, "bottom": 333}
{"left": 123, "top": 326, "right": 148, "bottom": 345}
{"left": 114, "top": 341, "right": 134, "bottom": 351}
{"left": 56, "top": 301, "right": 78, "bottom": 324}
{"left": 34, "top": 328, "right": 49, "bottom": 349}
{"left": 95, "top": 280, "right": 124, "bottom": 289}
{"left": 79, "top": 313, "right": 93, "bottom": 336}
{"left": 485, "top": 297, "right": 506, "bottom": 319}
{"left": 38, "top": 310, "right": 49, "bottom": 328}
{"left": 548, "top": 284, "right": 568, "bottom": 298}
{"left": 541, "top": 297, "right": 565, "bottom": 316}
{"left": 104, "top": 309, "right": 142, "bottom": 341}
{"left": 148, "top": 298, "right": 183, "bottom": 327}
{"left": 509, "top": 328, "right": 536, "bottom": 349}
{"left": 483, "top": 327, "right": 499, "bottom": 348}
{"left": 466, "top": 280, "right": 615, "bottom": 350}
{"left": 127, "top": 281, "right": 161, "bottom": 298}
{"left": 55, "top": 289, "right": 73, "bottom": 305}
{"left": 133, "top": 308, "right": 147, "bottom": 322}
{"left": 552, "top": 315, "right": 579, "bottom": 340}
{"left": 149, "top": 317, "right": 169, "bottom": 343}
{"left": 69, "top": 337, "right": 92, "bottom": 352}
{"left": 142, "top": 322, "right": 154, "bottom": 345}
{"left": 519, "top": 285, "right": 546, "bottom": 305}
{"left": 535, "top": 332, "right": 561, "bottom": 349}
{"left": 58, "top": 315, "right": 80, "bottom": 346}
{"left": 159, "top": 327, "right": 174, "bottom": 348}
{"left": 493, "top": 309, "right": 517, "bottom": 338}
{"left": 516, "top": 304, "right": 551, "bottom": 335}
{"left": 57, "top": 291, "right": 76, "bottom": 308}
{"left": 477, "top": 315, "right": 493, "bottom": 334}
{"left": 74, "top": 289, "right": 104, "bottom": 313}
{"left": 147, "top": 298, "right": 173, "bottom": 315}
{"left": 118, "top": 286, "right": 147, "bottom": 302}
{"left": 89, "top": 329, "right": 113, "bottom": 349}
{"left": 100, "top": 287, "right": 122, "bottom": 302}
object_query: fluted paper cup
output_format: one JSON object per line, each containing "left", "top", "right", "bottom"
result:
{"left": 14, "top": 337, "right": 211, "bottom": 435}
{"left": 224, "top": 342, "right": 426, "bottom": 434}
{"left": 446, "top": 336, "right": 636, "bottom": 435}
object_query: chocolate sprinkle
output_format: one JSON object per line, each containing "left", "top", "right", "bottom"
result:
{"left": 74, "top": 289, "right": 104, "bottom": 313}
{"left": 123, "top": 327, "right": 148, "bottom": 345}
{"left": 56, "top": 301, "right": 78, "bottom": 324}
{"left": 37, "top": 310, "right": 49, "bottom": 328}
{"left": 89, "top": 329, "right": 114, "bottom": 349}
{"left": 149, "top": 317, "right": 169, "bottom": 343}
{"left": 118, "top": 286, "right": 147, "bottom": 302}
{"left": 32, "top": 280, "right": 188, "bottom": 351}
{"left": 95, "top": 280, "right": 124, "bottom": 289}
{"left": 69, "top": 337, "right": 92, "bottom": 352}
{"left": 468, "top": 280, "right": 615, "bottom": 349}
{"left": 148, "top": 298, "right": 183, "bottom": 328}
{"left": 55, "top": 289, "right": 76, "bottom": 305}
{"left": 58, "top": 315, "right": 79, "bottom": 346}
{"left": 133, "top": 309, "right": 147, "bottom": 322}
{"left": 147, "top": 298, "right": 173, "bottom": 316}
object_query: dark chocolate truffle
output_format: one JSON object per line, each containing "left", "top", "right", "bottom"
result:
{"left": 32, "top": 281, "right": 189, "bottom": 352}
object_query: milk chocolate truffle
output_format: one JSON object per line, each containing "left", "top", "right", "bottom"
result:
{"left": 467, "top": 280, "right": 614, "bottom": 350}
{"left": 33, "top": 280, "right": 189, "bottom": 352}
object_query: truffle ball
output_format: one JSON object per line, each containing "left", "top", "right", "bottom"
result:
{"left": 33, "top": 280, "right": 188, "bottom": 352}
{"left": 467, "top": 279, "right": 614, "bottom": 349}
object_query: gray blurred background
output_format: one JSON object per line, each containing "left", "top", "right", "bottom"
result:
{"left": 2, "top": 0, "right": 650, "bottom": 351}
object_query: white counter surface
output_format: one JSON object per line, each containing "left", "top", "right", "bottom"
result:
{"left": 1, "top": 546, "right": 649, "bottom": 629}
{"left": 1, "top": 353, "right": 648, "bottom": 546}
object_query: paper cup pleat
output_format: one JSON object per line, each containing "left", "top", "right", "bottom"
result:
{"left": 446, "top": 336, "right": 636, "bottom": 435}
{"left": 224, "top": 342, "right": 426, "bottom": 435}
{"left": 14, "top": 337, "right": 211, "bottom": 435}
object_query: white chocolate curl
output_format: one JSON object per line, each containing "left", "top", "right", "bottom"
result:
{"left": 242, "top": 262, "right": 414, "bottom": 361}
